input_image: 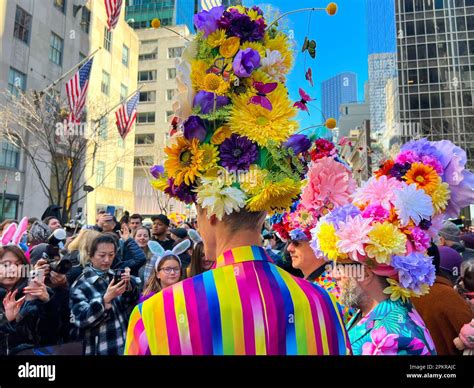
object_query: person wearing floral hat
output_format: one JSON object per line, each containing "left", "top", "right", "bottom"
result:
{"left": 312, "top": 138, "right": 474, "bottom": 355}
{"left": 125, "top": 5, "right": 350, "bottom": 355}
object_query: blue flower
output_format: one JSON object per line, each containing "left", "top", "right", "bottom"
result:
{"left": 321, "top": 204, "right": 361, "bottom": 230}
{"left": 401, "top": 138, "right": 442, "bottom": 162}
{"left": 289, "top": 228, "right": 309, "bottom": 241}
{"left": 393, "top": 183, "right": 434, "bottom": 227}
{"left": 392, "top": 253, "right": 436, "bottom": 293}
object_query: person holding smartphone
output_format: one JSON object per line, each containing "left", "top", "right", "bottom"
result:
{"left": 70, "top": 234, "right": 139, "bottom": 355}
{"left": 0, "top": 245, "right": 50, "bottom": 355}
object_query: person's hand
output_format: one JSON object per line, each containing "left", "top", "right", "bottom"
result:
{"left": 98, "top": 214, "right": 113, "bottom": 228}
{"left": 119, "top": 223, "right": 130, "bottom": 241}
{"left": 103, "top": 278, "right": 127, "bottom": 309}
{"left": 49, "top": 271, "right": 68, "bottom": 288}
{"left": 34, "top": 259, "right": 50, "bottom": 276}
{"left": 2, "top": 290, "right": 26, "bottom": 322}
{"left": 23, "top": 281, "right": 49, "bottom": 303}
{"left": 121, "top": 267, "right": 131, "bottom": 290}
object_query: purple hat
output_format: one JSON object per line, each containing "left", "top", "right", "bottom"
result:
{"left": 460, "top": 233, "right": 474, "bottom": 250}
{"left": 438, "top": 246, "right": 463, "bottom": 273}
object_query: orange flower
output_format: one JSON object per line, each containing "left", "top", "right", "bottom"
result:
{"left": 375, "top": 159, "right": 395, "bottom": 178}
{"left": 404, "top": 162, "right": 440, "bottom": 194}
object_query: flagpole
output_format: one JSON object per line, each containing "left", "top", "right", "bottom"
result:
{"left": 94, "top": 84, "right": 144, "bottom": 122}
{"left": 41, "top": 47, "right": 102, "bottom": 94}
{"left": 0, "top": 174, "right": 7, "bottom": 222}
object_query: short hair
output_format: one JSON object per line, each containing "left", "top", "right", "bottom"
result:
{"left": 43, "top": 216, "right": 59, "bottom": 226}
{"left": 0, "top": 245, "right": 29, "bottom": 266}
{"left": 89, "top": 234, "right": 118, "bottom": 258}
{"left": 222, "top": 209, "right": 266, "bottom": 233}
{"left": 130, "top": 213, "right": 143, "bottom": 222}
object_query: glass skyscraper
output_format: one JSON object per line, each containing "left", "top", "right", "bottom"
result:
{"left": 321, "top": 72, "right": 358, "bottom": 122}
{"left": 396, "top": 0, "right": 474, "bottom": 168}
{"left": 367, "top": 0, "right": 397, "bottom": 54}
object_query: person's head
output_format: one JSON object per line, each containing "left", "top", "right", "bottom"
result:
{"left": 196, "top": 206, "right": 266, "bottom": 260}
{"left": 43, "top": 216, "right": 61, "bottom": 231}
{"left": 287, "top": 239, "right": 322, "bottom": 277}
{"left": 461, "top": 233, "right": 474, "bottom": 250}
{"left": 151, "top": 214, "right": 170, "bottom": 237}
{"left": 99, "top": 214, "right": 117, "bottom": 233}
{"left": 0, "top": 245, "right": 29, "bottom": 290}
{"left": 27, "top": 221, "right": 52, "bottom": 246}
{"left": 0, "top": 219, "right": 15, "bottom": 236}
{"left": 189, "top": 241, "right": 212, "bottom": 277}
{"left": 27, "top": 217, "right": 38, "bottom": 231}
{"left": 460, "top": 259, "right": 474, "bottom": 293}
{"left": 68, "top": 228, "right": 101, "bottom": 267}
{"left": 438, "top": 246, "right": 463, "bottom": 283}
{"left": 170, "top": 228, "right": 188, "bottom": 243}
{"left": 182, "top": 222, "right": 193, "bottom": 231}
{"left": 89, "top": 234, "right": 118, "bottom": 271}
{"left": 144, "top": 255, "right": 182, "bottom": 294}
{"left": 439, "top": 221, "right": 461, "bottom": 247}
{"left": 133, "top": 226, "right": 151, "bottom": 249}
{"left": 129, "top": 214, "right": 143, "bottom": 231}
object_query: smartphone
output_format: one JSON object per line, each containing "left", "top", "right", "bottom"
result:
{"left": 113, "top": 269, "right": 125, "bottom": 284}
{"left": 26, "top": 269, "right": 44, "bottom": 301}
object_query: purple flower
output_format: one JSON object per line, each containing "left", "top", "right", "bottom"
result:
{"left": 219, "top": 134, "right": 258, "bottom": 172}
{"left": 193, "top": 6, "right": 225, "bottom": 37}
{"left": 289, "top": 228, "right": 310, "bottom": 242}
{"left": 183, "top": 115, "right": 207, "bottom": 142}
{"left": 409, "top": 226, "right": 431, "bottom": 252}
{"left": 321, "top": 204, "right": 361, "bottom": 230}
{"left": 419, "top": 219, "right": 432, "bottom": 231}
{"left": 401, "top": 138, "right": 443, "bottom": 162}
{"left": 233, "top": 48, "right": 261, "bottom": 77}
{"left": 283, "top": 134, "right": 311, "bottom": 155}
{"left": 391, "top": 252, "right": 436, "bottom": 293}
{"left": 150, "top": 165, "right": 164, "bottom": 179}
{"left": 218, "top": 8, "right": 266, "bottom": 42}
{"left": 193, "top": 91, "right": 230, "bottom": 114}
{"left": 389, "top": 162, "right": 411, "bottom": 180}
{"left": 165, "top": 178, "right": 196, "bottom": 204}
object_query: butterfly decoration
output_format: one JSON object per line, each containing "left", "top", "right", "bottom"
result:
{"left": 248, "top": 81, "right": 278, "bottom": 110}
{"left": 339, "top": 136, "right": 353, "bottom": 147}
{"left": 169, "top": 116, "right": 180, "bottom": 137}
{"left": 302, "top": 37, "right": 317, "bottom": 59}
{"left": 305, "top": 67, "right": 313, "bottom": 87}
{"left": 207, "top": 57, "right": 231, "bottom": 82}
{"left": 293, "top": 88, "right": 314, "bottom": 114}
{"left": 319, "top": 198, "right": 335, "bottom": 216}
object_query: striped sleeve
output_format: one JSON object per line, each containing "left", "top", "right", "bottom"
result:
{"left": 124, "top": 304, "right": 149, "bottom": 355}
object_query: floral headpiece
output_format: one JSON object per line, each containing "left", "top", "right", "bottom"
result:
{"left": 150, "top": 5, "right": 327, "bottom": 220}
{"left": 311, "top": 138, "right": 474, "bottom": 302}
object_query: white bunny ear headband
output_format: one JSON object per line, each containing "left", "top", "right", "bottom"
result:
{"left": 188, "top": 229, "right": 202, "bottom": 247}
{"left": 1, "top": 217, "right": 28, "bottom": 249}
{"left": 148, "top": 239, "right": 191, "bottom": 271}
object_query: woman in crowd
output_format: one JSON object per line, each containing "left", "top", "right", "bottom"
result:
{"left": 140, "top": 255, "right": 183, "bottom": 303}
{"left": 132, "top": 226, "right": 154, "bottom": 286}
{"left": 186, "top": 241, "right": 213, "bottom": 278}
{"left": 65, "top": 229, "right": 101, "bottom": 285}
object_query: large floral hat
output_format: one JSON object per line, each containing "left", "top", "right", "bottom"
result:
{"left": 311, "top": 138, "right": 474, "bottom": 302}
{"left": 150, "top": 5, "right": 328, "bottom": 220}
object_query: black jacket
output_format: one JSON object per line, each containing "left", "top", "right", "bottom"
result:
{"left": 112, "top": 238, "right": 147, "bottom": 277}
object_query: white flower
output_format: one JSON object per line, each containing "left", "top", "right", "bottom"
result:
{"left": 196, "top": 178, "right": 247, "bottom": 220}
{"left": 393, "top": 183, "right": 434, "bottom": 227}
{"left": 261, "top": 49, "right": 287, "bottom": 82}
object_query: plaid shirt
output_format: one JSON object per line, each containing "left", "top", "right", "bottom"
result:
{"left": 70, "top": 265, "right": 138, "bottom": 355}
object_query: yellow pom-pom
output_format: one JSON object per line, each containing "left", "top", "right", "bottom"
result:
{"left": 325, "top": 118, "right": 337, "bottom": 129}
{"left": 326, "top": 3, "right": 338, "bottom": 16}
{"left": 151, "top": 18, "right": 161, "bottom": 29}
{"left": 203, "top": 73, "right": 221, "bottom": 92}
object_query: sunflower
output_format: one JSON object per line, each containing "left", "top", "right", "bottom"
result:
{"left": 228, "top": 84, "right": 297, "bottom": 147}
{"left": 207, "top": 29, "right": 227, "bottom": 48}
{"left": 404, "top": 162, "right": 440, "bottom": 194}
{"left": 246, "top": 177, "right": 301, "bottom": 213}
{"left": 164, "top": 137, "right": 204, "bottom": 186}
{"left": 191, "top": 60, "right": 230, "bottom": 96}
{"left": 240, "top": 41, "right": 266, "bottom": 58}
{"left": 200, "top": 143, "right": 220, "bottom": 173}
{"left": 264, "top": 32, "right": 293, "bottom": 73}
{"left": 430, "top": 180, "right": 450, "bottom": 214}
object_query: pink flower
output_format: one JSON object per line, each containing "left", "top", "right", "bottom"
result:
{"left": 301, "top": 157, "right": 356, "bottom": 214}
{"left": 395, "top": 150, "right": 418, "bottom": 165}
{"left": 353, "top": 175, "right": 403, "bottom": 210}
{"left": 361, "top": 327, "right": 399, "bottom": 355}
{"left": 336, "top": 215, "right": 373, "bottom": 261}
{"left": 407, "top": 338, "right": 431, "bottom": 355}
{"left": 408, "top": 310, "right": 436, "bottom": 352}
{"left": 409, "top": 226, "right": 431, "bottom": 252}
{"left": 421, "top": 155, "right": 443, "bottom": 175}
{"left": 361, "top": 204, "right": 390, "bottom": 222}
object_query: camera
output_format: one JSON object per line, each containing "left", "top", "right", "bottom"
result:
{"left": 42, "top": 229, "right": 72, "bottom": 275}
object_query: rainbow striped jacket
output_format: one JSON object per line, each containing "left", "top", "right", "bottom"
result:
{"left": 124, "top": 246, "right": 352, "bottom": 355}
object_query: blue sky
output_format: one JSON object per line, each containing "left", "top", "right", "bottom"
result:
{"left": 244, "top": 0, "right": 368, "bottom": 128}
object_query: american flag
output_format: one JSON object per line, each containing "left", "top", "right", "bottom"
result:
{"left": 105, "top": 0, "right": 123, "bottom": 30}
{"left": 65, "top": 58, "right": 93, "bottom": 122}
{"left": 115, "top": 92, "right": 139, "bottom": 140}
{"left": 201, "top": 0, "right": 222, "bottom": 11}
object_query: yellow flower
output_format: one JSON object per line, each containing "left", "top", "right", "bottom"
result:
{"left": 220, "top": 37, "right": 241, "bottom": 58}
{"left": 200, "top": 143, "right": 220, "bottom": 172}
{"left": 150, "top": 177, "right": 168, "bottom": 191}
{"left": 404, "top": 162, "right": 440, "bottom": 194}
{"left": 228, "top": 84, "right": 298, "bottom": 147}
{"left": 246, "top": 178, "right": 301, "bottom": 213}
{"left": 316, "top": 223, "right": 344, "bottom": 262}
{"left": 228, "top": 5, "right": 246, "bottom": 14}
{"left": 211, "top": 125, "right": 232, "bottom": 145}
{"left": 191, "top": 60, "right": 230, "bottom": 96}
{"left": 239, "top": 165, "right": 269, "bottom": 196}
{"left": 383, "top": 278, "right": 412, "bottom": 303}
{"left": 430, "top": 180, "right": 450, "bottom": 213}
{"left": 207, "top": 29, "right": 227, "bottom": 48}
{"left": 264, "top": 32, "right": 294, "bottom": 73}
{"left": 365, "top": 222, "right": 407, "bottom": 264}
{"left": 240, "top": 41, "right": 266, "bottom": 58}
{"left": 247, "top": 8, "right": 263, "bottom": 21}
{"left": 164, "top": 137, "right": 204, "bottom": 186}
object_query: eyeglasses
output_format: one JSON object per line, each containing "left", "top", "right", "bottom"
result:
{"left": 160, "top": 267, "right": 180, "bottom": 275}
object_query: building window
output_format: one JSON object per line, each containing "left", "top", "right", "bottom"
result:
{"left": 49, "top": 32, "right": 64, "bottom": 65}
{"left": 14, "top": 6, "right": 32, "bottom": 44}
{"left": 168, "top": 47, "right": 184, "bottom": 58}
{"left": 140, "top": 39, "right": 158, "bottom": 45}
{"left": 139, "top": 52, "right": 157, "bottom": 61}
{"left": 101, "top": 71, "right": 110, "bottom": 95}
{"left": 135, "top": 134, "right": 155, "bottom": 144}
{"left": 166, "top": 89, "right": 176, "bottom": 101}
{"left": 467, "top": 15, "right": 474, "bottom": 31}
{"left": 96, "top": 161, "right": 105, "bottom": 185}
{"left": 165, "top": 111, "right": 174, "bottom": 122}
{"left": 116, "top": 167, "right": 124, "bottom": 190}
{"left": 134, "top": 156, "right": 154, "bottom": 166}
{"left": 122, "top": 45, "right": 129, "bottom": 67}
{"left": 98, "top": 117, "right": 108, "bottom": 139}
{"left": 0, "top": 195, "right": 19, "bottom": 220}
{"left": 139, "top": 91, "right": 156, "bottom": 102}
{"left": 137, "top": 112, "right": 155, "bottom": 124}
{"left": 120, "top": 84, "right": 128, "bottom": 101}
{"left": 54, "top": 0, "right": 66, "bottom": 13}
{"left": 81, "top": 7, "right": 90, "bottom": 33}
{"left": 0, "top": 140, "right": 20, "bottom": 169}
{"left": 167, "top": 68, "right": 177, "bottom": 79}
{"left": 138, "top": 70, "right": 157, "bottom": 82}
{"left": 104, "top": 27, "right": 112, "bottom": 52}
{"left": 8, "top": 67, "right": 26, "bottom": 97}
